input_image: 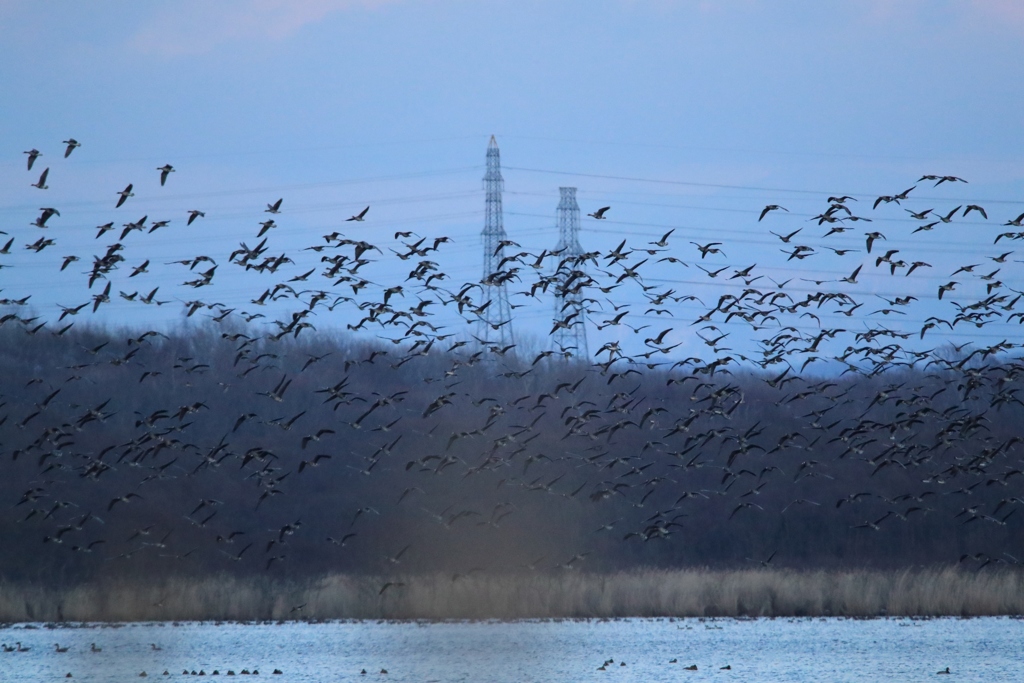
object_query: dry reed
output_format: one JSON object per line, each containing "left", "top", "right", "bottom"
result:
{"left": 1, "top": 568, "right": 1021, "bottom": 622}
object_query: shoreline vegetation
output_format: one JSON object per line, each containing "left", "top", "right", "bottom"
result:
{"left": 2, "top": 568, "right": 1023, "bottom": 622}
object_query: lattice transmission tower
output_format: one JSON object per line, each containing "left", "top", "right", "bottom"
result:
{"left": 478, "top": 135, "right": 514, "bottom": 348}
{"left": 551, "top": 187, "right": 589, "bottom": 359}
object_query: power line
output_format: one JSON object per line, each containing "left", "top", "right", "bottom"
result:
{"left": 504, "top": 165, "right": 1024, "bottom": 205}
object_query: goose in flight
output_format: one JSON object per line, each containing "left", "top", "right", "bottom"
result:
{"left": 1003, "top": 212, "right": 1024, "bottom": 227}
{"left": 950, "top": 263, "right": 979, "bottom": 277}
{"left": 770, "top": 228, "right": 802, "bottom": 243}
{"left": 864, "top": 232, "right": 886, "bottom": 253}
{"left": 62, "top": 139, "right": 81, "bottom": 157}
{"left": 919, "top": 174, "right": 967, "bottom": 185}
{"left": 187, "top": 210, "right": 205, "bottom": 226}
{"left": 24, "top": 148, "right": 41, "bottom": 170}
{"left": 387, "top": 543, "right": 412, "bottom": 564}
{"left": 34, "top": 207, "right": 60, "bottom": 227}
{"left": 649, "top": 228, "right": 674, "bottom": 247}
{"left": 937, "top": 206, "right": 962, "bottom": 223}
{"left": 691, "top": 241, "right": 725, "bottom": 258}
{"left": 872, "top": 195, "right": 895, "bottom": 209}
{"left": 964, "top": 204, "right": 987, "bottom": 220}
{"left": 587, "top": 206, "right": 610, "bottom": 219}
{"left": 116, "top": 184, "right": 134, "bottom": 208}
{"left": 157, "top": 164, "right": 175, "bottom": 186}
{"left": 905, "top": 261, "right": 931, "bottom": 276}
{"left": 266, "top": 198, "right": 283, "bottom": 214}
{"left": 892, "top": 186, "right": 915, "bottom": 201}
{"left": 32, "top": 167, "right": 49, "bottom": 189}
{"left": 839, "top": 264, "right": 862, "bottom": 284}
{"left": 759, "top": 205, "right": 787, "bottom": 221}
{"left": 347, "top": 206, "right": 370, "bottom": 222}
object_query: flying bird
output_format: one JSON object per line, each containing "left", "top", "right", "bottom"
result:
{"left": 24, "top": 149, "right": 41, "bottom": 170}
{"left": 588, "top": 207, "right": 611, "bottom": 219}
{"left": 266, "top": 198, "right": 283, "bottom": 214}
{"left": 32, "top": 168, "right": 49, "bottom": 189}
{"left": 1003, "top": 212, "right": 1024, "bottom": 227}
{"left": 346, "top": 206, "right": 370, "bottom": 222}
{"left": 33, "top": 207, "right": 60, "bottom": 228}
{"left": 964, "top": 205, "right": 988, "bottom": 220}
{"left": 759, "top": 205, "right": 788, "bottom": 221}
{"left": 116, "top": 184, "right": 134, "bottom": 208}
{"left": 257, "top": 220, "right": 276, "bottom": 237}
{"left": 864, "top": 232, "right": 886, "bottom": 253}
{"left": 839, "top": 264, "right": 862, "bottom": 284}
{"left": 938, "top": 281, "right": 958, "bottom": 300}
{"left": 157, "top": 164, "right": 175, "bottom": 186}
{"left": 62, "top": 139, "right": 81, "bottom": 158}
{"left": 770, "top": 228, "right": 802, "bottom": 243}
{"left": 937, "top": 206, "right": 962, "bottom": 223}
{"left": 691, "top": 242, "right": 725, "bottom": 258}
{"left": 905, "top": 261, "right": 931, "bottom": 276}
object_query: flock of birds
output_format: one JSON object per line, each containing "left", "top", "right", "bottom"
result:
{"left": 2, "top": 137, "right": 1024, "bottom": 610}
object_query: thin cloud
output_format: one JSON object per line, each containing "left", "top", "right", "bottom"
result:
{"left": 128, "top": 0, "right": 401, "bottom": 57}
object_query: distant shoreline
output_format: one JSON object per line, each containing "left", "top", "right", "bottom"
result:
{"left": 2, "top": 568, "right": 1022, "bottom": 622}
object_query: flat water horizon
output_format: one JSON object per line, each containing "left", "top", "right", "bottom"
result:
{"left": 2, "top": 616, "right": 1021, "bottom": 682}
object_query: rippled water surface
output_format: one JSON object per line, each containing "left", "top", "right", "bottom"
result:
{"left": 2, "top": 617, "right": 1021, "bottom": 682}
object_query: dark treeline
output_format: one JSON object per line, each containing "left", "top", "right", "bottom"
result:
{"left": 6, "top": 138, "right": 1024, "bottom": 619}
{"left": 1, "top": 321, "right": 1021, "bottom": 591}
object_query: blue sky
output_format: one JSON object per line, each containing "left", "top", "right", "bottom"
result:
{"left": 1, "top": 0, "right": 1023, "bottom": 360}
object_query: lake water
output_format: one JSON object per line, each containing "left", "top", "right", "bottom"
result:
{"left": 1, "top": 617, "right": 1021, "bottom": 682}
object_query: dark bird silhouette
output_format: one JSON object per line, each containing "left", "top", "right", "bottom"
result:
{"left": 157, "top": 164, "right": 175, "bottom": 186}
{"left": 32, "top": 167, "right": 49, "bottom": 189}
{"left": 108, "top": 492, "right": 143, "bottom": 512}
{"left": 116, "top": 184, "right": 134, "bottom": 208}
{"left": 938, "top": 206, "right": 962, "bottom": 223}
{"left": 770, "top": 228, "right": 802, "bottom": 243}
{"left": 33, "top": 207, "right": 60, "bottom": 228}
{"left": 24, "top": 148, "right": 41, "bottom": 170}
{"left": 864, "top": 232, "right": 886, "bottom": 254}
{"left": 759, "top": 205, "right": 787, "bottom": 221}
{"left": 964, "top": 204, "right": 987, "bottom": 220}
{"left": 346, "top": 206, "right": 370, "bottom": 222}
